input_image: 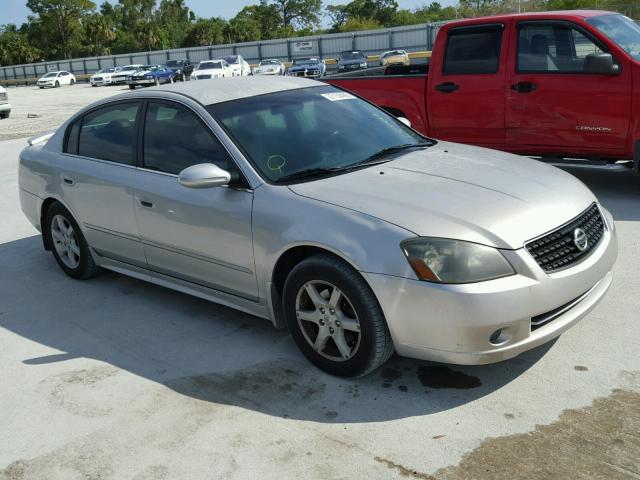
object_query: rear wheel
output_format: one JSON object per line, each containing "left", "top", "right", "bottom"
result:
{"left": 70, "top": 79, "right": 75, "bottom": 85}
{"left": 55, "top": 81, "right": 60, "bottom": 88}
{"left": 155, "top": 77, "right": 160, "bottom": 86}
{"left": 129, "top": 84, "right": 136, "bottom": 90}
{"left": 283, "top": 254, "right": 394, "bottom": 377}
{"left": 44, "top": 202, "right": 101, "bottom": 280}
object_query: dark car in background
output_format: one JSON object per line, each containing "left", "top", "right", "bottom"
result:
{"left": 165, "top": 59, "right": 194, "bottom": 81}
{"left": 287, "top": 57, "right": 326, "bottom": 78}
{"left": 337, "top": 51, "right": 368, "bottom": 72}
{"left": 127, "top": 65, "right": 175, "bottom": 89}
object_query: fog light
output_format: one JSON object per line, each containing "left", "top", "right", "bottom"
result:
{"left": 489, "top": 328, "right": 511, "bottom": 346}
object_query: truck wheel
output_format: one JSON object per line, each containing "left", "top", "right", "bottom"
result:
{"left": 44, "top": 202, "right": 101, "bottom": 280}
{"left": 283, "top": 254, "right": 394, "bottom": 377}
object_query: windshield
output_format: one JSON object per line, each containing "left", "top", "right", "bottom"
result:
{"left": 341, "top": 52, "right": 365, "bottom": 60}
{"left": 198, "top": 62, "right": 222, "bottom": 70}
{"left": 166, "top": 60, "right": 179, "bottom": 66}
{"left": 208, "top": 86, "right": 430, "bottom": 183}
{"left": 260, "top": 60, "right": 279, "bottom": 65}
{"left": 222, "top": 56, "right": 238, "bottom": 64}
{"left": 587, "top": 14, "right": 640, "bottom": 61}
{"left": 98, "top": 68, "right": 116, "bottom": 74}
{"left": 43, "top": 72, "right": 58, "bottom": 78}
{"left": 383, "top": 51, "right": 402, "bottom": 58}
{"left": 122, "top": 65, "right": 138, "bottom": 70}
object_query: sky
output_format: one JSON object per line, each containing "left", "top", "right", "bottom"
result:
{"left": 1, "top": 0, "right": 457, "bottom": 27}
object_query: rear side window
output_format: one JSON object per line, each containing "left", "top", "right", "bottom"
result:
{"left": 78, "top": 102, "right": 140, "bottom": 165}
{"left": 143, "top": 101, "right": 233, "bottom": 175}
{"left": 64, "top": 119, "right": 81, "bottom": 155}
{"left": 444, "top": 25, "right": 503, "bottom": 74}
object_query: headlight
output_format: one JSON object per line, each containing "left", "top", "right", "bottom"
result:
{"left": 401, "top": 238, "right": 515, "bottom": 284}
{"left": 360, "top": 62, "right": 367, "bottom": 67}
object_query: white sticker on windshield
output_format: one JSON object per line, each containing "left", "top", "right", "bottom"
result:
{"left": 321, "top": 92, "right": 355, "bottom": 102}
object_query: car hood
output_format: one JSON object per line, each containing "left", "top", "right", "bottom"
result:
{"left": 287, "top": 141, "right": 597, "bottom": 249}
{"left": 92, "top": 73, "right": 113, "bottom": 78}
{"left": 290, "top": 64, "right": 320, "bottom": 70}
{"left": 196, "top": 68, "right": 222, "bottom": 74}
{"left": 339, "top": 58, "right": 365, "bottom": 65}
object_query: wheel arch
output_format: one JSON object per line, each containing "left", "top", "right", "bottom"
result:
{"left": 269, "top": 244, "right": 369, "bottom": 329}
{"left": 40, "top": 197, "right": 78, "bottom": 251}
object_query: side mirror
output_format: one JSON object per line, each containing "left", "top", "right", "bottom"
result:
{"left": 397, "top": 117, "right": 412, "bottom": 128}
{"left": 584, "top": 53, "right": 619, "bottom": 75}
{"left": 179, "top": 163, "right": 231, "bottom": 188}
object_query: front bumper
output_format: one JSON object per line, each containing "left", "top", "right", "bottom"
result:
{"left": 364, "top": 207, "right": 618, "bottom": 365}
{"left": 37, "top": 82, "right": 55, "bottom": 87}
{"left": 128, "top": 78, "right": 155, "bottom": 85}
{"left": 90, "top": 78, "right": 112, "bottom": 86}
{"left": 0, "top": 102, "right": 10, "bottom": 114}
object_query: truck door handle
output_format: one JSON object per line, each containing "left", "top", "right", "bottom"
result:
{"left": 139, "top": 200, "right": 154, "bottom": 208}
{"left": 435, "top": 82, "right": 459, "bottom": 93}
{"left": 62, "top": 176, "right": 75, "bottom": 185}
{"left": 511, "top": 81, "right": 537, "bottom": 93}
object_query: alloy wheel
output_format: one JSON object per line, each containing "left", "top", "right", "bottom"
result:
{"left": 51, "top": 214, "right": 81, "bottom": 269}
{"left": 295, "top": 280, "right": 361, "bottom": 362}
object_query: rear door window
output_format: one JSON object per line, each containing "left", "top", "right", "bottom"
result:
{"left": 444, "top": 25, "right": 503, "bottom": 74}
{"left": 78, "top": 102, "right": 140, "bottom": 165}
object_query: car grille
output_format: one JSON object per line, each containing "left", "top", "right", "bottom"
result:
{"left": 93, "top": 77, "right": 103, "bottom": 81}
{"left": 525, "top": 203, "right": 604, "bottom": 273}
{"left": 196, "top": 74, "right": 212, "bottom": 79}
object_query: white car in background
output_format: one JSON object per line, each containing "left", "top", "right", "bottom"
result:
{"left": 0, "top": 86, "right": 10, "bottom": 119}
{"left": 90, "top": 67, "right": 122, "bottom": 87}
{"left": 254, "top": 59, "right": 285, "bottom": 75}
{"left": 221, "top": 55, "right": 251, "bottom": 77}
{"left": 111, "top": 65, "right": 144, "bottom": 85}
{"left": 191, "top": 60, "right": 231, "bottom": 80}
{"left": 37, "top": 71, "right": 76, "bottom": 89}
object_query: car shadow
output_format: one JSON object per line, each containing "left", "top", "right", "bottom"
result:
{"left": 559, "top": 165, "right": 640, "bottom": 222}
{"left": 0, "top": 235, "right": 552, "bottom": 424}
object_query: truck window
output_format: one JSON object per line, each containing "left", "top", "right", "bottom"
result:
{"left": 518, "top": 23, "right": 605, "bottom": 73}
{"left": 443, "top": 25, "right": 503, "bottom": 75}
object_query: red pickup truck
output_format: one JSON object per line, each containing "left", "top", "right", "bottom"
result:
{"left": 325, "top": 10, "right": 640, "bottom": 173}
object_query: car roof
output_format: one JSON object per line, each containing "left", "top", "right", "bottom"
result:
{"left": 126, "top": 76, "right": 323, "bottom": 105}
{"left": 447, "top": 9, "right": 616, "bottom": 27}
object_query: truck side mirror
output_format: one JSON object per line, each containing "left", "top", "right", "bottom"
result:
{"left": 584, "top": 53, "right": 619, "bottom": 75}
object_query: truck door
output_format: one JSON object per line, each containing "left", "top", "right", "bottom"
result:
{"left": 506, "top": 20, "right": 631, "bottom": 157}
{"left": 428, "top": 23, "right": 508, "bottom": 147}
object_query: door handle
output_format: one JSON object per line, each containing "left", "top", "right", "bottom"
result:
{"left": 139, "top": 200, "right": 154, "bottom": 208}
{"left": 62, "top": 176, "right": 75, "bottom": 185}
{"left": 511, "top": 81, "right": 537, "bottom": 93}
{"left": 435, "top": 82, "right": 459, "bottom": 93}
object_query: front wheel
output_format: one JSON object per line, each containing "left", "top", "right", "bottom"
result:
{"left": 44, "top": 202, "right": 101, "bottom": 280}
{"left": 129, "top": 84, "right": 136, "bottom": 90}
{"left": 55, "top": 81, "right": 60, "bottom": 88}
{"left": 70, "top": 79, "right": 75, "bottom": 85}
{"left": 283, "top": 254, "right": 394, "bottom": 377}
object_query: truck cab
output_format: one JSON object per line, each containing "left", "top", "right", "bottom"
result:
{"left": 326, "top": 11, "right": 640, "bottom": 171}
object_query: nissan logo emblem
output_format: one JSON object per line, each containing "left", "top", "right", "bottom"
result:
{"left": 573, "top": 228, "right": 588, "bottom": 252}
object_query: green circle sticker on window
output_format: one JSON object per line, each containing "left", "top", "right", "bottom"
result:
{"left": 267, "top": 155, "right": 286, "bottom": 172}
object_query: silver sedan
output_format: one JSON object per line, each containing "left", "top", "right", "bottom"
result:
{"left": 18, "top": 77, "right": 617, "bottom": 377}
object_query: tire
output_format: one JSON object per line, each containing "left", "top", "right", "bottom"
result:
{"left": 44, "top": 202, "right": 101, "bottom": 280}
{"left": 155, "top": 78, "right": 160, "bottom": 86}
{"left": 283, "top": 254, "right": 394, "bottom": 377}
{"left": 91, "top": 84, "right": 97, "bottom": 87}
{"left": 39, "top": 86, "right": 44, "bottom": 89}
{"left": 55, "top": 81, "right": 60, "bottom": 88}
{"left": 0, "top": 112, "right": 8, "bottom": 119}
{"left": 70, "top": 79, "right": 75, "bottom": 85}
{"left": 129, "top": 84, "right": 136, "bottom": 90}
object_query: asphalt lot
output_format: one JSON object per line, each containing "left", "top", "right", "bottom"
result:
{"left": 1, "top": 85, "right": 639, "bottom": 479}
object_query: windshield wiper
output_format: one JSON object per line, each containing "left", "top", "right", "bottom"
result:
{"left": 275, "top": 167, "right": 350, "bottom": 183}
{"left": 357, "top": 143, "right": 432, "bottom": 165}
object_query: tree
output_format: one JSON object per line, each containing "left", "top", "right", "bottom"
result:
{"left": 0, "top": 24, "right": 42, "bottom": 65}
{"left": 457, "top": 0, "right": 505, "bottom": 16}
{"left": 157, "top": 0, "right": 193, "bottom": 48}
{"left": 182, "top": 18, "right": 227, "bottom": 47}
{"left": 270, "top": 0, "right": 322, "bottom": 29}
{"left": 82, "top": 12, "right": 116, "bottom": 55}
{"left": 338, "top": 16, "right": 383, "bottom": 31}
{"left": 26, "top": 0, "right": 96, "bottom": 58}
